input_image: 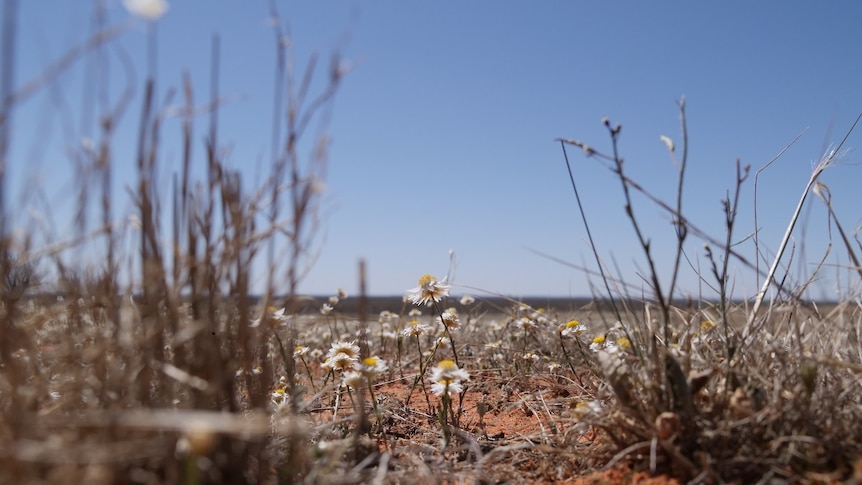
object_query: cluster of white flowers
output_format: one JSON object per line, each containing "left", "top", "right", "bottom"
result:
{"left": 589, "top": 335, "right": 632, "bottom": 353}
{"left": 515, "top": 316, "right": 538, "bottom": 333}
{"left": 429, "top": 360, "right": 469, "bottom": 397}
{"left": 487, "top": 319, "right": 505, "bottom": 332}
{"left": 401, "top": 319, "right": 432, "bottom": 337}
{"left": 340, "top": 356, "right": 388, "bottom": 390}
{"left": 560, "top": 319, "right": 587, "bottom": 338}
{"left": 589, "top": 335, "right": 615, "bottom": 352}
{"left": 521, "top": 352, "right": 540, "bottom": 364}
{"left": 322, "top": 341, "right": 360, "bottom": 371}
{"left": 271, "top": 387, "right": 287, "bottom": 406}
{"left": 440, "top": 308, "right": 461, "bottom": 330}
{"left": 484, "top": 340, "right": 502, "bottom": 350}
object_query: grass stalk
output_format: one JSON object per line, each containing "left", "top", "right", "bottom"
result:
{"left": 743, "top": 112, "right": 862, "bottom": 342}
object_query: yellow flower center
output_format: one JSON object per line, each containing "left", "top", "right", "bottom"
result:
{"left": 418, "top": 274, "right": 436, "bottom": 286}
{"left": 566, "top": 320, "right": 580, "bottom": 328}
{"left": 592, "top": 336, "right": 606, "bottom": 344}
{"left": 362, "top": 357, "right": 378, "bottom": 366}
{"left": 437, "top": 359, "right": 457, "bottom": 371}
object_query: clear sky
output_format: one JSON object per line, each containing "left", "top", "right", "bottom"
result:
{"left": 7, "top": 1, "right": 862, "bottom": 300}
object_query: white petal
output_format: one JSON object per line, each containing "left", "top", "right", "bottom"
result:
{"left": 124, "top": 0, "right": 169, "bottom": 20}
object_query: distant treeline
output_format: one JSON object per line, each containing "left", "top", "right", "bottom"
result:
{"left": 21, "top": 292, "right": 835, "bottom": 316}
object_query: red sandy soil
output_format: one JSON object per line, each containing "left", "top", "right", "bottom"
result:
{"left": 302, "top": 368, "right": 681, "bottom": 484}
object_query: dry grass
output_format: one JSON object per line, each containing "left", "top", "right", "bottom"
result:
{"left": 2, "top": 4, "right": 862, "bottom": 485}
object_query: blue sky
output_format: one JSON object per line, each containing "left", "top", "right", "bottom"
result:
{"left": 8, "top": 1, "right": 862, "bottom": 299}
